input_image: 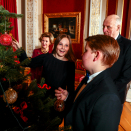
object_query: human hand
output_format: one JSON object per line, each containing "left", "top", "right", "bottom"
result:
{"left": 12, "top": 41, "right": 21, "bottom": 50}
{"left": 55, "top": 87, "right": 68, "bottom": 101}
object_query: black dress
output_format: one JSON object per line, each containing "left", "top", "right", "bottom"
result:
{"left": 19, "top": 51, "right": 75, "bottom": 96}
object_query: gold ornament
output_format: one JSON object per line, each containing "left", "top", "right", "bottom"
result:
{"left": 54, "top": 99, "right": 65, "bottom": 112}
{"left": 3, "top": 88, "right": 18, "bottom": 104}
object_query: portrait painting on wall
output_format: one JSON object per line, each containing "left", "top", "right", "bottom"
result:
{"left": 44, "top": 12, "right": 81, "bottom": 43}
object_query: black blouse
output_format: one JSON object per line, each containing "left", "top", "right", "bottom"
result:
{"left": 19, "top": 51, "right": 75, "bottom": 96}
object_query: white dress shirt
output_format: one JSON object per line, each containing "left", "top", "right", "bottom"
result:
{"left": 87, "top": 71, "right": 102, "bottom": 83}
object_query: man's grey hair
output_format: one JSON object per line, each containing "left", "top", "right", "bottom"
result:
{"left": 115, "top": 16, "right": 121, "bottom": 26}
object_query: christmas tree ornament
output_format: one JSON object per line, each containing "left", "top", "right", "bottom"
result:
{"left": 3, "top": 88, "right": 18, "bottom": 104}
{"left": 54, "top": 99, "right": 65, "bottom": 112}
{"left": 0, "top": 33, "right": 12, "bottom": 46}
{"left": 28, "top": 90, "right": 34, "bottom": 97}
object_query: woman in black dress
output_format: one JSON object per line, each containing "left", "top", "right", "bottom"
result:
{"left": 12, "top": 34, "right": 76, "bottom": 97}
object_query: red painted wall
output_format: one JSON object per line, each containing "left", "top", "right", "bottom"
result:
{"left": 43, "top": 0, "right": 85, "bottom": 59}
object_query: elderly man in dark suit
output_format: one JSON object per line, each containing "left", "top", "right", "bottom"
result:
{"left": 103, "top": 14, "right": 131, "bottom": 104}
{"left": 55, "top": 35, "right": 122, "bottom": 131}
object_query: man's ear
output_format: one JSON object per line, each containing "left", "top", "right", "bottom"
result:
{"left": 117, "top": 25, "right": 121, "bottom": 31}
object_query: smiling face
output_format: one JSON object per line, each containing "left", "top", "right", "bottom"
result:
{"left": 55, "top": 37, "right": 69, "bottom": 61}
{"left": 41, "top": 37, "right": 51, "bottom": 51}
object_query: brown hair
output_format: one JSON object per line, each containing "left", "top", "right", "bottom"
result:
{"left": 52, "top": 34, "right": 76, "bottom": 62}
{"left": 85, "top": 35, "right": 120, "bottom": 67}
{"left": 39, "top": 32, "right": 54, "bottom": 44}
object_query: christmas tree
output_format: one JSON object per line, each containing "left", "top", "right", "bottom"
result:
{"left": 0, "top": 5, "right": 72, "bottom": 131}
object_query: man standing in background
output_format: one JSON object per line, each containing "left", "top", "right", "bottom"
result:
{"left": 103, "top": 14, "right": 131, "bottom": 104}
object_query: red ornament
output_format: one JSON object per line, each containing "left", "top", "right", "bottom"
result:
{"left": 0, "top": 33, "right": 12, "bottom": 46}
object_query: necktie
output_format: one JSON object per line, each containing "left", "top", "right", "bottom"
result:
{"left": 74, "top": 83, "right": 87, "bottom": 102}
{"left": 74, "top": 72, "right": 91, "bottom": 102}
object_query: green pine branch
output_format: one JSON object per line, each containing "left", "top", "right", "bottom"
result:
{"left": 0, "top": 5, "right": 23, "bottom": 18}
{"left": 0, "top": 5, "right": 71, "bottom": 131}
{"left": 0, "top": 5, "right": 23, "bottom": 34}
{"left": 0, "top": 45, "right": 31, "bottom": 83}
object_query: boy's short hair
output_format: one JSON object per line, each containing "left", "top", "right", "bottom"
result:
{"left": 85, "top": 35, "right": 120, "bottom": 67}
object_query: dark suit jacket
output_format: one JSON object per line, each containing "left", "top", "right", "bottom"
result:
{"left": 64, "top": 69, "right": 122, "bottom": 131}
{"left": 110, "top": 34, "right": 131, "bottom": 104}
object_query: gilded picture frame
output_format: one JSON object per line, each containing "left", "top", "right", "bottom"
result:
{"left": 44, "top": 12, "right": 81, "bottom": 43}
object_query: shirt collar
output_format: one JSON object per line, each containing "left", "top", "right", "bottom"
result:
{"left": 115, "top": 33, "right": 119, "bottom": 40}
{"left": 87, "top": 71, "right": 102, "bottom": 83}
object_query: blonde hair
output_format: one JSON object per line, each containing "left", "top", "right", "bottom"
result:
{"left": 39, "top": 32, "right": 54, "bottom": 44}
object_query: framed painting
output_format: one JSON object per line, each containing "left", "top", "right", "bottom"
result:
{"left": 44, "top": 12, "right": 81, "bottom": 43}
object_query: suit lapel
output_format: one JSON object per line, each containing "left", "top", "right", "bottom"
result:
{"left": 116, "top": 34, "right": 122, "bottom": 43}
{"left": 75, "top": 76, "right": 88, "bottom": 95}
{"left": 74, "top": 80, "right": 93, "bottom": 103}
{"left": 116, "top": 34, "right": 124, "bottom": 57}
{"left": 74, "top": 69, "right": 110, "bottom": 103}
